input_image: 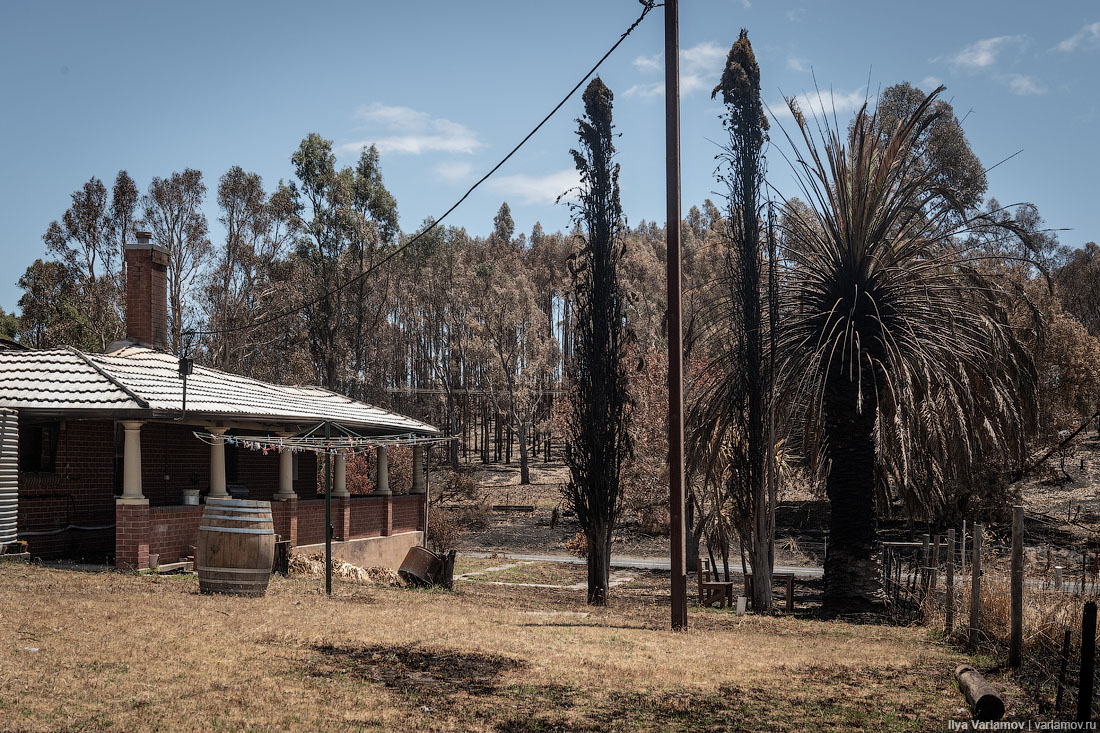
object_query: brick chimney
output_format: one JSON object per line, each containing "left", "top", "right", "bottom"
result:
{"left": 124, "top": 231, "right": 169, "bottom": 349}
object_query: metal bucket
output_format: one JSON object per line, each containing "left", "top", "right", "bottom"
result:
{"left": 399, "top": 546, "right": 443, "bottom": 586}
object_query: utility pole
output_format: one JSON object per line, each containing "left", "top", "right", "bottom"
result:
{"left": 665, "top": 0, "right": 687, "bottom": 630}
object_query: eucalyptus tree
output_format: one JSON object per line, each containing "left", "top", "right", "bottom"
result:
{"left": 562, "top": 78, "right": 633, "bottom": 605}
{"left": 201, "top": 167, "right": 299, "bottom": 373}
{"left": 141, "top": 169, "right": 212, "bottom": 354}
{"left": 41, "top": 171, "right": 138, "bottom": 351}
{"left": 776, "top": 87, "right": 1036, "bottom": 610}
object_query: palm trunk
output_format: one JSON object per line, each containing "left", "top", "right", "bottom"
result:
{"left": 822, "top": 373, "right": 882, "bottom": 611}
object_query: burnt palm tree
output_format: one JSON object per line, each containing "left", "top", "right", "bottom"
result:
{"left": 776, "top": 87, "right": 1036, "bottom": 611}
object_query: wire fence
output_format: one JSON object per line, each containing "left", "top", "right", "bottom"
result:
{"left": 884, "top": 515, "right": 1100, "bottom": 720}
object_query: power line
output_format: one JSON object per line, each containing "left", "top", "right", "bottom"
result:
{"left": 186, "top": 1, "right": 658, "bottom": 340}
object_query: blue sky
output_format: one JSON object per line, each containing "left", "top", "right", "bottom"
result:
{"left": 1, "top": 1, "right": 1098, "bottom": 312}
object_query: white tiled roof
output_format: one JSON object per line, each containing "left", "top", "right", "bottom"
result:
{"left": 0, "top": 345, "right": 438, "bottom": 435}
{"left": 0, "top": 348, "right": 142, "bottom": 410}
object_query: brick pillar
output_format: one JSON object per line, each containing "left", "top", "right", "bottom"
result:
{"left": 334, "top": 496, "right": 351, "bottom": 540}
{"left": 383, "top": 495, "right": 393, "bottom": 537}
{"left": 273, "top": 496, "right": 298, "bottom": 547}
{"left": 115, "top": 502, "right": 151, "bottom": 570}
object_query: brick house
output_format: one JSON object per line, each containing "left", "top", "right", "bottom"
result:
{"left": 0, "top": 233, "right": 437, "bottom": 570}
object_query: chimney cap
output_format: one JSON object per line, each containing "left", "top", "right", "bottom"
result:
{"left": 125, "top": 231, "right": 168, "bottom": 254}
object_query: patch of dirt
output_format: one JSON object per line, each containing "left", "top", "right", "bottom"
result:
{"left": 1018, "top": 434, "right": 1100, "bottom": 544}
{"left": 306, "top": 642, "right": 525, "bottom": 696}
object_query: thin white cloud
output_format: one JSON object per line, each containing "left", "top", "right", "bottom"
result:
{"left": 435, "top": 161, "right": 473, "bottom": 184}
{"left": 786, "top": 8, "right": 806, "bottom": 22}
{"left": 920, "top": 76, "right": 943, "bottom": 91}
{"left": 633, "top": 54, "right": 662, "bottom": 74}
{"left": 625, "top": 41, "right": 728, "bottom": 100}
{"left": 1054, "top": 21, "right": 1100, "bottom": 52}
{"left": 625, "top": 81, "right": 665, "bottom": 99}
{"left": 737, "top": 0, "right": 751, "bottom": 8}
{"left": 489, "top": 169, "right": 580, "bottom": 205}
{"left": 950, "top": 35, "right": 1025, "bottom": 70}
{"left": 339, "top": 103, "right": 484, "bottom": 156}
{"left": 1005, "top": 74, "right": 1046, "bottom": 96}
{"left": 770, "top": 88, "right": 870, "bottom": 120}
{"left": 786, "top": 56, "right": 809, "bottom": 73}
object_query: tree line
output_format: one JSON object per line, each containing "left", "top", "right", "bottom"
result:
{"left": 5, "top": 34, "right": 1100, "bottom": 610}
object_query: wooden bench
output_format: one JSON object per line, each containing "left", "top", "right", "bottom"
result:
{"left": 697, "top": 558, "right": 736, "bottom": 608}
{"left": 744, "top": 572, "right": 796, "bottom": 612}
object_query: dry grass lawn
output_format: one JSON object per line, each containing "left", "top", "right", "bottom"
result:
{"left": 0, "top": 561, "right": 1000, "bottom": 731}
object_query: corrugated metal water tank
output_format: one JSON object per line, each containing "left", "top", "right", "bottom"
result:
{"left": 0, "top": 408, "right": 17, "bottom": 546}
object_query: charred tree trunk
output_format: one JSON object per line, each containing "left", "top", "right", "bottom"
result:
{"left": 586, "top": 522, "right": 612, "bottom": 605}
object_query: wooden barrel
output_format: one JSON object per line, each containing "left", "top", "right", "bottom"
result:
{"left": 197, "top": 498, "right": 275, "bottom": 596}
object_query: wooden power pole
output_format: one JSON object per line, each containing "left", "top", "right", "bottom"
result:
{"left": 665, "top": 0, "right": 687, "bottom": 630}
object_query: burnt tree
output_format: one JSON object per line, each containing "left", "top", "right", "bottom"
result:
{"left": 562, "top": 78, "right": 633, "bottom": 605}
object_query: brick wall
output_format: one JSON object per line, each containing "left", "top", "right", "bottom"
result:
{"left": 148, "top": 505, "right": 203, "bottom": 564}
{"left": 296, "top": 499, "right": 326, "bottom": 546}
{"left": 391, "top": 495, "right": 424, "bottom": 534}
{"left": 349, "top": 496, "right": 386, "bottom": 537}
{"left": 271, "top": 498, "right": 297, "bottom": 545}
{"left": 115, "top": 502, "right": 149, "bottom": 570}
{"left": 18, "top": 419, "right": 117, "bottom": 562}
{"left": 17, "top": 418, "right": 321, "bottom": 563}
{"left": 139, "top": 423, "right": 208, "bottom": 506}
{"left": 137, "top": 425, "right": 317, "bottom": 504}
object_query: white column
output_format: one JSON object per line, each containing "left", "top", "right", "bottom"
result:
{"left": 118, "top": 420, "right": 147, "bottom": 504}
{"left": 410, "top": 445, "right": 426, "bottom": 494}
{"left": 375, "top": 446, "right": 390, "bottom": 495}
{"left": 274, "top": 432, "right": 296, "bottom": 499}
{"left": 208, "top": 427, "right": 229, "bottom": 498}
{"left": 333, "top": 449, "right": 350, "bottom": 497}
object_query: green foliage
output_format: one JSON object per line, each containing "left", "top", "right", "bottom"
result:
{"left": 0, "top": 306, "right": 19, "bottom": 340}
{"left": 867, "top": 82, "right": 986, "bottom": 210}
{"left": 16, "top": 258, "right": 95, "bottom": 350}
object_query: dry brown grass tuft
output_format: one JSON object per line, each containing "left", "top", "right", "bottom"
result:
{"left": 0, "top": 562, "right": 982, "bottom": 731}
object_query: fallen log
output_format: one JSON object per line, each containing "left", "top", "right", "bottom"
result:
{"left": 955, "top": 665, "right": 1005, "bottom": 721}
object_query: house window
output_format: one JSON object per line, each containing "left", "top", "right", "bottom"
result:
{"left": 20, "top": 421, "right": 60, "bottom": 473}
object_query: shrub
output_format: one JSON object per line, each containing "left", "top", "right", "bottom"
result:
{"left": 427, "top": 508, "right": 463, "bottom": 554}
{"left": 565, "top": 530, "right": 588, "bottom": 558}
{"left": 436, "top": 469, "right": 479, "bottom": 503}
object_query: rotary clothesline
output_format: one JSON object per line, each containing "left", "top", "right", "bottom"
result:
{"left": 191, "top": 426, "right": 455, "bottom": 456}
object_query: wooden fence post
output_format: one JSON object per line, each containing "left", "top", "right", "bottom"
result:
{"left": 946, "top": 529, "right": 956, "bottom": 636}
{"left": 1056, "top": 627, "right": 1071, "bottom": 714}
{"left": 1078, "top": 600, "right": 1096, "bottom": 723}
{"left": 962, "top": 520, "right": 967, "bottom": 574}
{"left": 921, "top": 533, "right": 931, "bottom": 602}
{"left": 931, "top": 533, "right": 941, "bottom": 595}
{"left": 1010, "top": 505, "right": 1024, "bottom": 668}
{"left": 970, "top": 522, "right": 983, "bottom": 649}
